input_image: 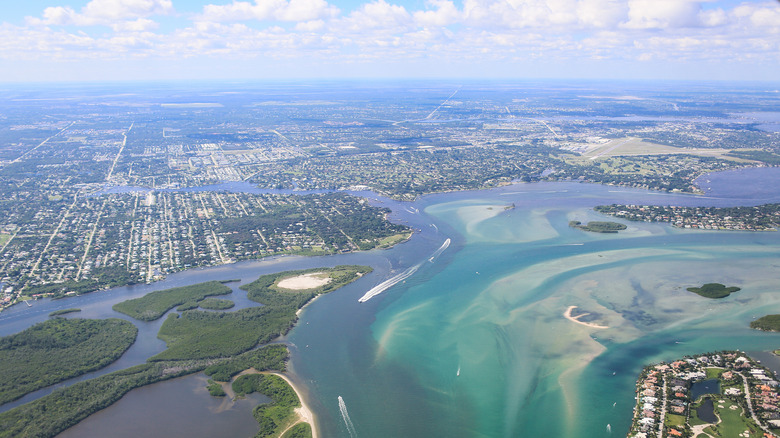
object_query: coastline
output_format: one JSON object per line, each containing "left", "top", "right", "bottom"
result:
{"left": 225, "top": 369, "right": 319, "bottom": 438}
{"left": 270, "top": 372, "right": 319, "bottom": 438}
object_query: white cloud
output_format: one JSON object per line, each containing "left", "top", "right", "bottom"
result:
{"left": 332, "top": 0, "right": 413, "bottom": 34}
{"left": 81, "top": 0, "right": 173, "bottom": 22}
{"left": 111, "top": 18, "right": 159, "bottom": 32}
{"left": 623, "top": 0, "right": 704, "bottom": 29}
{"left": 576, "top": 0, "right": 628, "bottom": 28}
{"left": 413, "top": 0, "right": 461, "bottom": 27}
{"left": 199, "top": 0, "right": 339, "bottom": 23}
{"left": 6, "top": 0, "right": 780, "bottom": 80}
{"left": 295, "top": 20, "right": 325, "bottom": 32}
{"left": 27, "top": 0, "right": 172, "bottom": 29}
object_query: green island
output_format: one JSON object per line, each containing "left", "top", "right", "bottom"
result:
{"left": 0, "top": 266, "right": 368, "bottom": 437}
{"left": 629, "top": 351, "right": 780, "bottom": 438}
{"left": 231, "top": 373, "right": 302, "bottom": 438}
{"left": 112, "top": 281, "right": 232, "bottom": 321}
{"left": 48, "top": 308, "right": 81, "bottom": 317}
{"left": 241, "top": 265, "right": 373, "bottom": 306}
{"left": 687, "top": 283, "right": 741, "bottom": 299}
{"left": 0, "top": 318, "right": 137, "bottom": 406}
{"left": 750, "top": 315, "right": 780, "bottom": 332}
{"left": 152, "top": 266, "right": 370, "bottom": 361}
{"left": 206, "top": 379, "right": 226, "bottom": 397}
{"left": 568, "top": 220, "right": 627, "bottom": 233}
{"left": 197, "top": 298, "right": 235, "bottom": 310}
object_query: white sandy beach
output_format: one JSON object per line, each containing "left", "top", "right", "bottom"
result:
{"left": 277, "top": 272, "right": 331, "bottom": 290}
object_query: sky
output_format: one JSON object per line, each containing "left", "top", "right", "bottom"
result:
{"left": 0, "top": 0, "right": 778, "bottom": 82}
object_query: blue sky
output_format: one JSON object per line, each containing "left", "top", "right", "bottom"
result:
{"left": 1, "top": 0, "right": 778, "bottom": 82}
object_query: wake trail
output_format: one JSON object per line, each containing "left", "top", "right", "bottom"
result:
{"left": 358, "top": 238, "right": 450, "bottom": 303}
{"left": 338, "top": 396, "right": 358, "bottom": 438}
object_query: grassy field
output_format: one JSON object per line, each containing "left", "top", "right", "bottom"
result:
{"left": 377, "top": 232, "right": 412, "bottom": 249}
{"left": 704, "top": 399, "right": 763, "bottom": 438}
{"left": 665, "top": 413, "right": 686, "bottom": 428}
{"left": 0, "top": 233, "right": 9, "bottom": 247}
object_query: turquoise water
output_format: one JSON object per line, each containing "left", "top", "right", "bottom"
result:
{"left": 5, "top": 176, "right": 780, "bottom": 437}
{"left": 288, "top": 180, "right": 780, "bottom": 438}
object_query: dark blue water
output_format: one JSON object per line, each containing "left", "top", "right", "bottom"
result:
{"left": 691, "top": 379, "right": 721, "bottom": 401}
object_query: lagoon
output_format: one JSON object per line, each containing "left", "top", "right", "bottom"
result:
{"left": 4, "top": 170, "right": 780, "bottom": 437}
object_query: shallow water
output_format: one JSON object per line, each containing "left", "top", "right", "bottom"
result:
{"left": 6, "top": 170, "right": 780, "bottom": 437}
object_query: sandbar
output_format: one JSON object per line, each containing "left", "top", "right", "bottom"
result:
{"left": 564, "top": 306, "right": 609, "bottom": 329}
{"left": 277, "top": 272, "right": 331, "bottom": 290}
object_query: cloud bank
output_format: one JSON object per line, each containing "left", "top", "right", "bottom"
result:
{"left": 3, "top": 0, "right": 779, "bottom": 80}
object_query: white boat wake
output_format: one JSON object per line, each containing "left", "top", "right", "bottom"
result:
{"left": 358, "top": 238, "right": 450, "bottom": 303}
{"left": 338, "top": 396, "right": 358, "bottom": 438}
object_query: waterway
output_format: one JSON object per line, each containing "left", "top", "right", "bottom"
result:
{"left": 3, "top": 168, "right": 780, "bottom": 437}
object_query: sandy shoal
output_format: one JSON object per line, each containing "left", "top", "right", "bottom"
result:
{"left": 277, "top": 272, "right": 331, "bottom": 290}
{"left": 563, "top": 306, "right": 609, "bottom": 329}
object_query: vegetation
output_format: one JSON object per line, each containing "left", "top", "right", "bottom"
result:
{"left": 204, "top": 344, "right": 288, "bottom": 382}
{"left": 48, "top": 308, "right": 81, "bottom": 317}
{"left": 750, "top": 314, "right": 780, "bottom": 331}
{"left": 206, "top": 379, "right": 226, "bottom": 397}
{"left": 232, "top": 374, "right": 301, "bottom": 438}
{"left": 569, "top": 220, "right": 627, "bottom": 233}
{"left": 595, "top": 203, "right": 780, "bottom": 231}
{"left": 151, "top": 306, "right": 297, "bottom": 361}
{"left": 0, "top": 360, "right": 208, "bottom": 438}
{"left": 687, "top": 283, "right": 741, "bottom": 299}
{"left": 0, "top": 344, "right": 288, "bottom": 438}
{"left": 282, "top": 423, "right": 312, "bottom": 438}
{"left": 197, "top": 298, "right": 235, "bottom": 310}
{"left": 176, "top": 301, "right": 200, "bottom": 311}
{"left": 703, "top": 399, "right": 763, "bottom": 438}
{"left": 242, "top": 265, "right": 372, "bottom": 307}
{"left": 112, "top": 281, "right": 232, "bottom": 321}
{"left": 0, "top": 318, "right": 137, "bottom": 406}
{"left": 150, "top": 266, "right": 368, "bottom": 361}
{"left": 726, "top": 149, "right": 780, "bottom": 165}
{"left": 0, "top": 266, "right": 362, "bottom": 436}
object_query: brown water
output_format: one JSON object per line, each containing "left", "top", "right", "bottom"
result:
{"left": 58, "top": 374, "right": 265, "bottom": 438}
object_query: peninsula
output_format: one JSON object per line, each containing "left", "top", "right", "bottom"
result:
{"left": 596, "top": 204, "right": 780, "bottom": 231}
{"left": 627, "top": 351, "right": 780, "bottom": 438}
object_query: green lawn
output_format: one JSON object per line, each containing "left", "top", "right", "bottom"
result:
{"left": 377, "top": 232, "right": 411, "bottom": 248}
{"left": 706, "top": 368, "right": 724, "bottom": 379}
{"left": 705, "top": 399, "right": 763, "bottom": 438}
{"left": 665, "top": 413, "right": 687, "bottom": 428}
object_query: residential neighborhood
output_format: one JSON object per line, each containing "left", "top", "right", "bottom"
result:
{"left": 629, "top": 352, "right": 780, "bottom": 438}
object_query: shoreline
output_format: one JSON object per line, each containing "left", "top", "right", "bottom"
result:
{"left": 226, "top": 369, "right": 319, "bottom": 438}
{"left": 563, "top": 306, "right": 609, "bottom": 329}
{"left": 270, "top": 372, "right": 319, "bottom": 438}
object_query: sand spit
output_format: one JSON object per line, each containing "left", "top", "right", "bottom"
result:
{"left": 227, "top": 369, "right": 318, "bottom": 438}
{"left": 564, "top": 306, "right": 609, "bottom": 329}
